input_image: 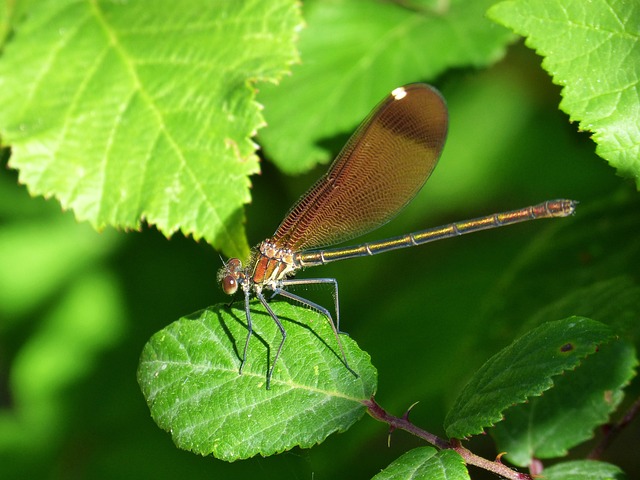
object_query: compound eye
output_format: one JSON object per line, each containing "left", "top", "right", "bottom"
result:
{"left": 227, "top": 258, "right": 242, "bottom": 271}
{"left": 222, "top": 275, "right": 238, "bottom": 295}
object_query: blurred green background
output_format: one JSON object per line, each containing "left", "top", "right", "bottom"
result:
{"left": 1, "top": 42, "right": 638, "bottom": 479}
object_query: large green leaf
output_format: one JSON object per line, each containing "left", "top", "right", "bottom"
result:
{"left": 488, "top": 0, "right": 640, "bottom": 186}
{"left": 444, "top": 317, "right": 615, "bottom": 439}
{"left": 258, "top": 0, "right": 513, "bottom": 174}
{"left": 372, "top": 448, "right": 470, "bottom": 480}
{"left": 137, "top": 301, "right": 377, "bottom": 461}
{"left": 0, "top": 0, "right": 302, "bottom": 259}
{"left": 492, "top": 339, "right": 637, "bottom": 466}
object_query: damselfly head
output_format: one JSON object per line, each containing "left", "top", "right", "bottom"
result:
{"left": 218, "top": 258, "right": 243, "bottom": 295}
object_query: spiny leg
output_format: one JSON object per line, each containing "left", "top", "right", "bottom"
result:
{"left": 274, "top": 284, "right": 358, "bottom": 379}
{"left": 280, "top": 277, "right": 343, "bottom": 332}
{"left": 257, "top": 291, "right": 286, "bottom": 389}
{"left": 240, "top": 290, "right": 253, "bottom": 375}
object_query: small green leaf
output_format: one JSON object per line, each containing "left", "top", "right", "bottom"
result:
{"left": 258, "top": 0, "right": 513, "bottom": 174}
{"left": 0, "top": 0, "right": 302, "bottom": 259}
{"left": 444, "top": 317, "right": 615, "bottom": 439}
{"left": 488, "top": 0, "right": 640, "bottom": 186}
{"left": 137, "top": 301, "right": 377, "bottom": 461}
{"left": 543, "top": 460, "right": 627, "bottom": 480}
{"left": 492, "top": 339, "right": 637, "bottom": 466}
{"left": 372, "top": 448, "right": 469, "bottom": 480}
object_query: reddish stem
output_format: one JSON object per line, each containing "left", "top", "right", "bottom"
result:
{"left": 363, "top": 397, "right": 532, "bottom": 480}
{"left": 589, "top": 395, "right": 640, "bottom": 459}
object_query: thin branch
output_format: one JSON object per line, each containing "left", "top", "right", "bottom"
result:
{"left": 589, "top": 394, "right": 640, "bottom": 459}
{"left": 363, "top": 397, "right": 532, "bottom": 480}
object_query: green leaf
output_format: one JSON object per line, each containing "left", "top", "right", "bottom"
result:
{"left": 492, "top": 339, "right": 637, "bottom": 466}
{"left": 444, "top": 317, "right": 615, "bottom": 439}
{"left": 372, "top": 448, "right": 469, "bottom": 480}
{"left": 543, "top": 460, "right": 627, "bottom": 480}
{"left": 137, "top": 301, "right": 377, "bottom": 461}
{"left": 488, "top": 0, "right": 640, "bottom": 186}
{"left": 0, "top": 0, "right": 302, "bottom": 259}
{"left": 258, "top": 0, "right": 513, "bottom": 174}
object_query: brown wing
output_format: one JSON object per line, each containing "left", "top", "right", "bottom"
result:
{"left": 272, "top": 83, "right": 448, "bottom": 251}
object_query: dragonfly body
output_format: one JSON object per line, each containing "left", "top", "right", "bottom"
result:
{"left": 218, "top": 84, "right": 576, "bottom": 388}
{"left": 297, "top": 199, "right": 574, "bottom": 267}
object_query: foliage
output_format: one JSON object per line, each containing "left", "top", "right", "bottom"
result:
{"left": 489, "top": 0, "right": 640, "bottom": 187}
{"left": 0, "top": 0, "right": 638, "bottom": 479}
{"left": 0, "top": 0, "right": 301, "bottom": 259}
{"left": 137, "top": 303, "right": 377, "bottom": 461}
{"left": 444, "top": 317, "right": 617, "bottom": 439}
{"left": 257, "top": 0, "right": 513, "bottom": 174}
{"left": 371, "top": 448, "right": 469, "bottom": 480}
